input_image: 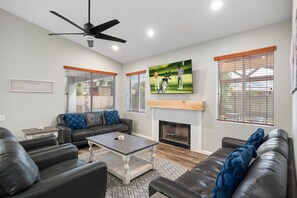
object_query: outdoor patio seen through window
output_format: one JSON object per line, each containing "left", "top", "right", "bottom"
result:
{"left": 215, "top": 46, "right": 276, "bottom": 126}
{"left": 65, "top": 67, "right": 115, "bottom": 113}
{"left": 127, "top": 71, "right": 146, "bottom": 112}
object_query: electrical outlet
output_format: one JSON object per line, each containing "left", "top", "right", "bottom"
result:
{"left": 0, "top": 115, "right": 5, "bottom": 121}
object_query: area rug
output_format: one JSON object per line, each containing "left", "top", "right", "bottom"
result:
{"left": 78, "top": 148, "right": 187, "bottom": 198}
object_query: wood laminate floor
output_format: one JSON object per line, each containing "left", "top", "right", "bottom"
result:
{"left": 79, "top": 142, "right": 208, "bottom": 169}
{"left": 155, "top": 143, "right": 208, "bottom": 168}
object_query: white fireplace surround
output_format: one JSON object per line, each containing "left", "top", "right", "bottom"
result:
{"left": 151, "top": 108, "right": 203, "bottom": 153}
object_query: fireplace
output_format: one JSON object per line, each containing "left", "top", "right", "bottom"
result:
{"left": 159, "top": 120, "right": 191, "bottom": 149}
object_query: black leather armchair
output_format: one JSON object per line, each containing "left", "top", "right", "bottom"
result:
{"left": 0, "top": 127, "right": 107, "bottom": 198}
{"left": 19, "top": 135, "right": 58, "bottom": 153}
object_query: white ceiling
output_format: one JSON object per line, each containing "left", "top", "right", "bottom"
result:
{"left": 0, "top": 0, "right": 292, "bottom": 64}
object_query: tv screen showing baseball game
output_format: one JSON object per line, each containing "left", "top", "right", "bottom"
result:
{"left": 149, "top": 59, "right": 193, "bottom": 94}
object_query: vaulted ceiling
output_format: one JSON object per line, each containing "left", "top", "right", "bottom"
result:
{"left": 0, "top": 0, "right": 292, "bottom": 63}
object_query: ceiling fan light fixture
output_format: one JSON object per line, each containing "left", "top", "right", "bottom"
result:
{"left": 211, "top": 1, "right": 223, "bottom": 10}
{"left": 84, "top": 35, "right": 95, "bottom": 40}
{"left": 112, "top": 45, "right": 119, "bottom": 51}
{"left": 147, "top": 29, "right": 155, "bottom": 37}
{"left": 48, "top": 0, "right": 126, "bottom": 47}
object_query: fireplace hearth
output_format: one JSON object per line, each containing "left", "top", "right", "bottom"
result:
{"left": 159, "top": 120, "right": 190, "bottom": 149}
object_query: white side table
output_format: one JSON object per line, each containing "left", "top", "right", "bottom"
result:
{"left": 22, "top": 126, "right": 59, "bottom": 140}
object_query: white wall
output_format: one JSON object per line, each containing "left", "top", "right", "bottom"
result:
{"left": 292, "top": 0, "right": 297, "bottom": 175}
{"left": 123, "top": 20, "right": 292, "bottom": 153}
{"left": 0, "top": 9, "right": 124, "bottom": 139}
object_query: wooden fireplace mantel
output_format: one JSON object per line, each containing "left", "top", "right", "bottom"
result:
{"left": 147, "top": 100, "right": 205, "bottom": 111}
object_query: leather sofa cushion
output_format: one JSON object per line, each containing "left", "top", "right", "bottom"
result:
{"left": 72, "top": 129, "right": 95, "bottom": 141}
{"left": 112, "top": 124, "right": 129, "bottom": 132}
{"left": 90, "top": 124, "right": 128, "bottom": 134}
{"left": 27, "top": 144, "right": 68, "bottom": 155}
{"left": 191, "top": 157, "right": 225, "bottom": 179}
{"left": 0, "top": 127, "right": 15, "bottom": 139}
{"left": 30, "top": 144, "right": 78, "bottom": 170}
{"left": 233, "top": 151, "right": 287, "bottom": 198}
{"left": 85, "top": 112, "right": 104, "bottom": 127}
{"left": 265, "top": 128, "right": 288, "bottom": 142}
{"left": 40, "top": 159, "right": 87, "bottom": 180}
{"left": 176, "top": 170, "right": 216, "bottom": 197}
{"left": 0, "top": 133, "right": 40, "bottom": 196}
{"left": 257, "top": 137, "right": 288, "bottom": 159}
{"left": 89, "top": 125, "right": 114, "bottom": 135}
{"left": 57, "top": 114, "right": 66, "bottom": 126}
{"left": 210, "top": 147, "right": 234, "bottom": 159}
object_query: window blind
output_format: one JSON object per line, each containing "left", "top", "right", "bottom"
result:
{"left": 128, "top": 72, "right": 146, "bottom": 112}
{"left": 215, "top": 46, "right": 276, "bottom": 125}
{"left": 64, "top": 68, "right": 115, "bottom": 113}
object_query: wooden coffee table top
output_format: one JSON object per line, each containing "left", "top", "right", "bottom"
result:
{"left": 87, "top": 132, "right": 158, "bottom": 155}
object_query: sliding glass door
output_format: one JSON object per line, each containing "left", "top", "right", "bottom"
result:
{"left": 65, "top": 69, "right": 115, "bottom": 113}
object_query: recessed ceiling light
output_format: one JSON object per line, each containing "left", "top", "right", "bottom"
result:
{"left": 211, "top": 1, "right": 223, "bottom": 10}
{"left": 112, "top": 45, "right": 119, "bottom": 51}
{"left": 147, "top": 29, "right": 155, "bottom": 37}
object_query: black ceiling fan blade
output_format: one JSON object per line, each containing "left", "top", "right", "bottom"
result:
{"left": 48, "top": 33, "right": 84, "bottom": 36}
{"left": 95, "top": 33, "right": 126, "bottom": 43}
{"left": 90, "top": 19, "right": 120, "bottom": 35}
{"left": 87, "top": 40, "right": 94, "bottom": 48}
{"left": 49, "top": 11, "right": 86, "bottom": 32}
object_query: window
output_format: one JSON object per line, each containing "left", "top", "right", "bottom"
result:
{"left": 126, "top": 70, "right": 146, "bottom": 112}
{"left": 64, "top": 66, "right": 116, "bottom": 113}
{"left": 215, "top": 46, "right": 276, "bottom": 125}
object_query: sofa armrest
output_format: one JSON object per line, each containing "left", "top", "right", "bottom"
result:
{"left": 30, "top": 143, "right": 78, "bottom": 170}
{"left": 120, "top": 118, "right": 132, "bottom": 134}
{"left": 19, "top": 135, "right": 58, "bottom": 152}
{"left": 56, "top": 125, "right": 72, "bottom": 144}
{"left": 288, "top": 138, "right": 297, "bottom": 198}
{"left": 222, "top": 137, "right": 246, "bottom": 149}
{"left": 6, "top": 161, "right": 107, "bottom": 198}
{"left": 149, "top": 176, "right": 202, "bottom": 198}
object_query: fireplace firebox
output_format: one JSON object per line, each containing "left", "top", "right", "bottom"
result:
{"left": 159, "top": 120, "right": 190, "bottom": 149}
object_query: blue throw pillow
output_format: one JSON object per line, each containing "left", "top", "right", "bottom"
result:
{"left": 245, "top": 128, "right": 265, "bottom": 150}
{"left": 64, "top": 113, "right": 87, "bottom": 130}
{"left": 104, "top": 110, "right": 120, "bottom": 125}
{"left": 212, "top": 145, "right": 257, "bottom": 198}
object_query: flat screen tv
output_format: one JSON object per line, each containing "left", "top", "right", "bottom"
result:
{"left": 149, "top": 59, "right": 193, "bottom": 94}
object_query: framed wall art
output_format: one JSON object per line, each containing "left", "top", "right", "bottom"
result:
{"left": 9, "top": 79, "right": 54, "bottom": 93}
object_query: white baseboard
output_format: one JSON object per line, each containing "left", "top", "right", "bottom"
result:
{"left": 132, "top": 132, "right": 154, "bottom": 140}
{"left": 199, "top": 150, "right": 212, "bottom": 156}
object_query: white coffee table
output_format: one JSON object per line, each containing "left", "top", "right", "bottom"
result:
{"left": 87, "top": 132, "right": 158, "bottom": 185}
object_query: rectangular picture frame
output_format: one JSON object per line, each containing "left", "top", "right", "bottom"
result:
{"left": 9, "top": 79, "right": 54, "bottom": 93}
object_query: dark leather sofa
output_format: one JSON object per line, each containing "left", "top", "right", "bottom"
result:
{"left": 0, "top": 127, "right": 107, "bottom": 198}
{"left": 149, "top": 129, "right": 297, "bottom": 198}
{"left": 57, "top": 111, "right": 132, "bottom": 146}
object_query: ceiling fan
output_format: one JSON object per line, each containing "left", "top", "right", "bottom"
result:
{"left": 48, "top": 0, "right": 126, "bottom": 48}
